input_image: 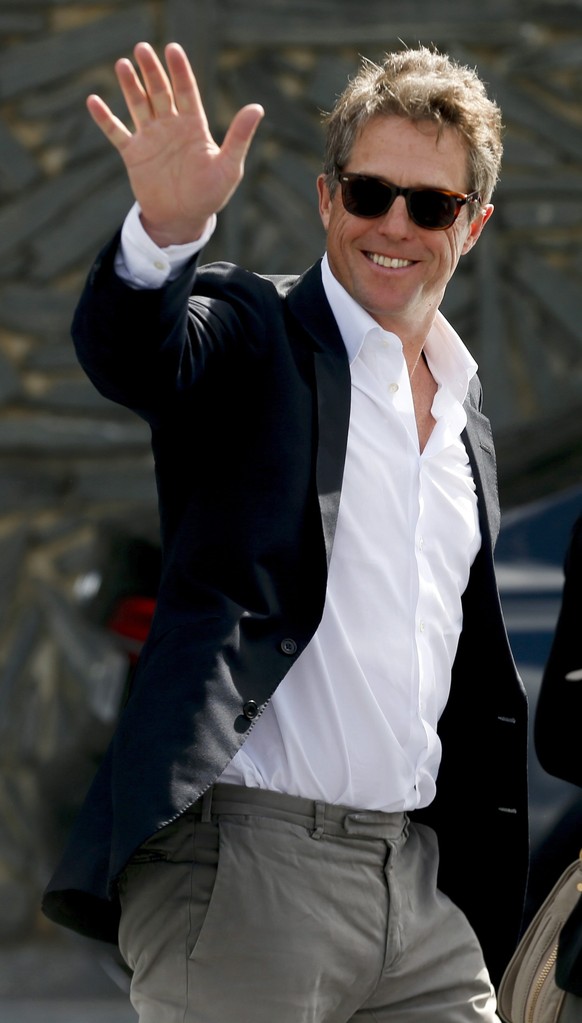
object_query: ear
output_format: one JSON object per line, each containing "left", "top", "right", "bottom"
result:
{"left": 317, "top": 174, "right": 332, "bottom": 230}
{"left": 461, "top": 203, "right": 494, "bottom": 255}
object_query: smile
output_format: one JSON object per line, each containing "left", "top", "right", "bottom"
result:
{"left": 367, "top": 252, "right": 414, "bottom": 269}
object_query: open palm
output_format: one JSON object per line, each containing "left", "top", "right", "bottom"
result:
{"left": 87, "top": 42, "right": 264, "bottom": 246}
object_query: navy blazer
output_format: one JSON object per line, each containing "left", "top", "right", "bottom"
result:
{"left": 535, "top": 512, "right": 582, "bottom": 788}
{"left": 42, "top": 238, "right": 529, "bottom": 987}
{"left": 535, "top": 513, "right": 582, "bottom": 995}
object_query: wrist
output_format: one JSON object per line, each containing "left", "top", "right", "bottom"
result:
{"left": 139, "top": 212, "right": 212, "bottom": 248}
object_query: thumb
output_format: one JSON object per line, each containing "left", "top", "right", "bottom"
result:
{"left": 221, "top": 104, "right": 264, "bottom": 172}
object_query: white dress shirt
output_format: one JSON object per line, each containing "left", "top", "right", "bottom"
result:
{"left": 118, "top": 205, "right": 481, "bottom": 813}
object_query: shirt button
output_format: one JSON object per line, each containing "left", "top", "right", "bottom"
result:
{"left": 280, "top": 638, "right": 298, "bottom": 656}
{"left": 419, "top": 620, "right": 425, "bottom": 633}
{"left": 153, "top": 260, "right": 166, "bottom": 270}
{"left": 242, "top": 700, "right": 259, "bottom": 720}
{"left": 418, "top": 536, "right": 424, "bottom": 550}
{"left": 389, "top": 382, "right": 399, "bottom": 393}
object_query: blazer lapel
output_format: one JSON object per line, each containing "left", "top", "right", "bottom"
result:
{"left": 463, "top": 398, "right": 501, "bottom": 550}
{"left": 285, "top": 264, "right": 501, "bottom": 565}
{"left": 285, "top": 263, "right": 352, "bottom": 567}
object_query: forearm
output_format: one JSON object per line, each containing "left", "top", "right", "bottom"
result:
{"left": 71, "top": 230, "right": 201, "bottom": 416}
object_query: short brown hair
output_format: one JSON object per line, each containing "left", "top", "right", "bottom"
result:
{"left": 322, "top": 45, "right": 503, "bottom": 207}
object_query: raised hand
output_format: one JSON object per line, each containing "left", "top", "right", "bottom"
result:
{"left": 86, "top": 41, "right": 264, "bottom": 246}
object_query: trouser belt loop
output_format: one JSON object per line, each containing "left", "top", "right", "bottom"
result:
{"left": 311, "top": 800, "right": 325, "bottom": 840}
{"left": 200, "top": 787, "right": 213, "bottom": 823}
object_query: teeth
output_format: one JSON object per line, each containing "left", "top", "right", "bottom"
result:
{"left": 370, "top": 253, "right": 411, "bottom": 268}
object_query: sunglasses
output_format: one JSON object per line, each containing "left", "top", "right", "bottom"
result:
{"left": 336, "top": 170, "right": 481, "bottom": 231}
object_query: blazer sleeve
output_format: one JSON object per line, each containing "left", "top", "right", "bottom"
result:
{"left": 534, "top": 512, "right": 582, "bottom": 788}
{"left": 71, "top": 233, "right": 274, "bottom": 426}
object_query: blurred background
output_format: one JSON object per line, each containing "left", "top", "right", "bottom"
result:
{"left": 2, "top": 0, "right": 582, "bottom": 1017}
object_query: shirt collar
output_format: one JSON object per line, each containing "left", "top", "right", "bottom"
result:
{"left": 320, "top": 252, "right": 478, "bottom": 404}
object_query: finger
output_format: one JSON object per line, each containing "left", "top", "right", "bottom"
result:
{"left": 133, "top": 41, "right": 177, "bottom": 118}
{"left": 164, "top": 43, "right": 208, "bottom": 125}
{"left": 86, "top": 94, "right": 133, "bottom": 152}
{"left": 221, "top": 104, "right": 265, "bottom": 171}
{"left": 114, "top": 57, "right": 155, "bottom": 128}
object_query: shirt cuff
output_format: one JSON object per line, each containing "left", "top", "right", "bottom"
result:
{"left": 114, "top": 203, "right": 217, "bottom": 288}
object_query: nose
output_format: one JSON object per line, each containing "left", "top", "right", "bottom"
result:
{"left": 378, "top": 195, "right": 412, "bottom": 234}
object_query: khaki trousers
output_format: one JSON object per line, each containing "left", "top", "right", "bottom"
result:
{"left": 118, "top": 784, "right": 500, "bottom": 1023}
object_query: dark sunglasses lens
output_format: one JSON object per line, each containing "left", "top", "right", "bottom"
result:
{"left": 343, "top": 177, "right": 393, "bottom": 218}
{"left": 409, "top": 190, "right": 458, "bottom": 229}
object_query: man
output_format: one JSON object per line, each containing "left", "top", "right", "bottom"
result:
{"left": 534, "top": 512, "right": 582, "bottom": 1021}
{"left": 42, "top": 40, "right": 529, "bottom": 1023}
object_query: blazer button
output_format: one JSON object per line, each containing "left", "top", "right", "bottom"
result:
{"left": 242, "top": 700, "right": 259, "bottom": 720}
{"left": 280, "top": 637, "right": 298, "bottom": 656}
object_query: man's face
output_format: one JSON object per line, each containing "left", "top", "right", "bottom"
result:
{"left": 317, "top": 115, "right": 493, "bottom": 345}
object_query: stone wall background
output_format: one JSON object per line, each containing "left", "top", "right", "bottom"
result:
{"left": 2, "top": 0, "right": 582, "bottom": 941}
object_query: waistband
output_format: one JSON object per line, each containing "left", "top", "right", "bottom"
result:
{"left": 190, "top": 783, "right": 407, "bottom": 841}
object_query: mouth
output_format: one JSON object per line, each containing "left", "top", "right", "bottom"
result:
{"left": 367, "top": 252, "right": 414, "bottom": 269}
